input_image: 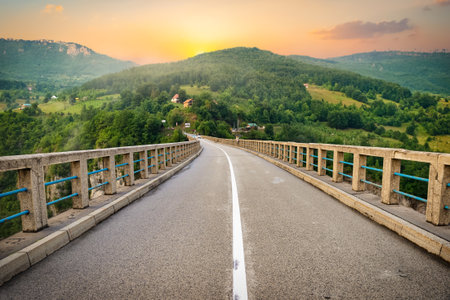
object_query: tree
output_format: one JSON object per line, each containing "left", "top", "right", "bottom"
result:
{"left": 264, "top": 124, "right": 274, "bottom": 138}
{"left": 167, "top": 108, "right": 185, "bottom": 127}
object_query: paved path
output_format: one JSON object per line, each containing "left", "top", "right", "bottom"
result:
{"left": 1, "top": 141, "right": 449, "bottom": 299}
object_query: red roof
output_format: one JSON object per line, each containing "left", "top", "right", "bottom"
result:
{"left": 172, "top": 94, "right": 179, "bottom": 99}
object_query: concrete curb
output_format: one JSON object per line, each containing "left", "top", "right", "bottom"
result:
{"left": 0, "top": 148, "right": 203, "bottom": 286}
{"left": 229, "top": 144, "right": 450, "bottom": 263}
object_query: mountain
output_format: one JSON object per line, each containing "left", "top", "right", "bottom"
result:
{"left": 289, "top": 51, "right": 450, "bottom": 95}
{"left": 83, "top": 47, "right": 410, "bottom": 102}
{"left": 0, "top": 38, "right": 136, "bottom": 89}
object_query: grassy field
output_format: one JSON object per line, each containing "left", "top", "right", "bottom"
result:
{"left": 39, "top": 94, "right": 119, "bottom": 114}
{"left": 308, "top": 85, "right": 365, "bottom": 107}
{"left": 180, "top": 85, "right": 219, "bottom": 98}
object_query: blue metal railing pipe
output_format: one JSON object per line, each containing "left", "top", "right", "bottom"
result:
{"left": 87, "top": 168, "right": 108, "bottom": 176}
{"left": 116, "top": 174, "right": 129, "bottom": 181}
{"left": 0, "top": 188, "right": 27, "bottom": 198}
{"left": 47, "top": 193, "right": 79, "bottom": 206}
{"left": 45, "top": 176, "right": 78, "bottom": 187}
{"left": 361, "top": 179, "right": 382, "bottom": 189}
{"left": 88, "top": 182, "right": 109, "bottom": 191}
{"left": 361, "top": 166, "right": 383, "bottom": 173}
{"left": 393, "top": 189, "right": 427, "bottom": 203}
{"left": 339, "top": 172, "right": 353, "bottom": 179}
{"left": 115, "top": 163, "right": 129, "bottom": 168}
{"left": 339, "top": 161, "right": 353, "bottom": 166}
{"left": 0, "top": 210, "right": 30, "bottom": 224}
{"left": 394, "top": 172, "right": 429, "bottom": 183}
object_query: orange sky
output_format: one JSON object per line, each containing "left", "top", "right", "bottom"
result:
{"left": 0, "top": 0, "right": 449, "bottom": 64}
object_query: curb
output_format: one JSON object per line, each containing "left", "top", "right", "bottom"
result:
{"left": 226, "top": 143, "right": 450, "bottom": 263}
{"left": 0, "top": 148, "right": 203, "bottom": 286}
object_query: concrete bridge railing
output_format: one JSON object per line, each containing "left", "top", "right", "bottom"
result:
{"left": 0, "top": 140, "right": 200, "bottom": 232}
{"left": 207, "top": 137, "right": 450, "bottom": 226}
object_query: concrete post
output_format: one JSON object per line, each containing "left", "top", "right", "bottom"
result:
{"left": 150, "top": 149, "right": 158, "bottom": 174}
{"left": 284, "top": 144, "right": 288, "bottom": 162}
{"left": 381, "top": 156, "right": 401, "bottom": 204}
{"left": 160, "top": 147, "right": 166, "bottom": 170}
{"left": 289, "top": 144, "right": 293, "bottom": 164}
{"left": 426, "top": 159, "right": 450, "bottom": 225}
{"left": 317, "top": 149, "right": 327, "bottom": 176}
{"left": 139, "top": 150, "right": 148, "bottom": 179}
{"left": 332, "top": 150, "right": 344, "bottom": 183}
{"left": 70, "top": 157, "right": 89, "bottom": 209}
{"left": 175, "top": 145, "right": 180, "bottom": 162}
{"left": 352, "top": 153, "right": 367, "bottom": 191}
{"left": 17, "top": 164, "right": 48, "bottom": 232}
{"left": 167, "top": 147, "right": 173, "bottom": 167}
{"left": 103, "top": 155, "right": 116, "bottom": 195}
{"left": 306, "top": 147, "right": 313, "bottom": 171}
{"left": 123, "top": 152, "right": 134, "bottom": 186}
{"left": 171, "top": 146, "right": 176, "bottom": 164}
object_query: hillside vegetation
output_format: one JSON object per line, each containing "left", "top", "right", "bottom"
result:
{"left": 0, "top": 39, "right": 136, "bottom": 90}
{"left": 289, "top": 51, "right": 450, "bottom": 95}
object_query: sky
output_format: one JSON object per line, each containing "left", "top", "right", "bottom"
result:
{"left": 0, "top": 0, "right": 449, "bottom": 64}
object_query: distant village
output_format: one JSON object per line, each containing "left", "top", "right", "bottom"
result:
{"left": 170, "top": 93, "right": 193, "bottom": 108}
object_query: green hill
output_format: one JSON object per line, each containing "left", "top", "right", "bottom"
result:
{"left": 289, "top": 51, "right": 450, "bottom": 95}
{"left": 0, "top": 38, "right": 136, "bottom": 89}
{"left": 83, "top": 47, "right": 411, "bottom": 102}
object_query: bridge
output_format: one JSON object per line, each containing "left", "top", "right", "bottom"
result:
{"left": 0, "top": 138, "right": 449, "bottom": 299}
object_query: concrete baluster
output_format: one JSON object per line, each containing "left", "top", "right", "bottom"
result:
{"left": 167, "top": 146, "right": 173, "bottom": 167}
{"left": 103, "top": 155, "right": 116, "bottom": 195}
{"left": 124, "top": 152, "right": 134, "bottom": 186}
{"left": 17, "top": 163, "right": 48, "bottom": 232}
{"left": 317, "top": 149, "right": 327, "bottom": 176}
{"left": 332, "top": 150, "right": 344, "bottom": 183}
{"left": 70, "top": 156, "right": 89, "bottom": 208}
{"left": 381, "top": 155, "right": 401, "bottom": 204}
{"left": 139, "top": 150, "right": 148, "bottom": 179}
{"left": 150, "top": 148, "right": 158, "bottom": 174}
{"left": 160, "top": 147, "right": 166, "bottom": 170}
{"left": 306, "top": 147, "right": 313, "bottom": 171}
{"left": 426, "top": 157, "right": 450, "bottom": 225}
{"left": 352, "top": 153, "right": 367, "bottom": 191}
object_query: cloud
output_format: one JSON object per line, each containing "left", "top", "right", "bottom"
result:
{"left": 434, "top": 0, "right": 450, "bottom": 6}
{"left": 42, "top": 4, "right": 64, "bottom": 14}
{"left": 313, "top": 19, "right": 413, "bottom": 40}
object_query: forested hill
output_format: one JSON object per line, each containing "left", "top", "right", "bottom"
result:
{"left": 0, "top": 39, "right": 136, "bottom": 89}
{"left": 83, "top": 47, "right": 411, "bottom": 102}
{"left": 289, "top": 51, "right": 450, "bottom": 95}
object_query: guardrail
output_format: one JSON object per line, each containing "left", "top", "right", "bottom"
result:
{"left": 0, "top": 140, "right": 200, "bottom": 232}
{"left": 207, "top": 137, "right": 450, "bottom": 226}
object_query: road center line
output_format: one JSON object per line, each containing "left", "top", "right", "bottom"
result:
{"left": 208, "top": 141, "right": 248, "bottom": 300}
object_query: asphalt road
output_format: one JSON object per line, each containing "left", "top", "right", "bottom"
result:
{"left": 1, "top": 140, "right": 449, "bottom": 299}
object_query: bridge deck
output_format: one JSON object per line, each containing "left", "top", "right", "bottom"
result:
{"left": 1, "top": 141, "right": 449, "bottom": 298}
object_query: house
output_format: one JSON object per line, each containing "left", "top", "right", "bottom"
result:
{"left": 246, "top": 123, "right": 258, "bottom": 129}
{"left": 303, "top": 83, "right": 309, "bottom": 89}
{"left": 20, "top": 103, "right": 32, "bottom": 110}
{"left": 171, "top": 94, "right": 180, "bottom": 103}
{"left": 183, "top": 98, "right": 194, "bottom": 108}
{"left": 51, "top": 95, "right": 58, "bottom": 100}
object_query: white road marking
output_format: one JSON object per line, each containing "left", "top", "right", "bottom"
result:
{"left": 208, "top": 141, "right": 248, "bottom": 300}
